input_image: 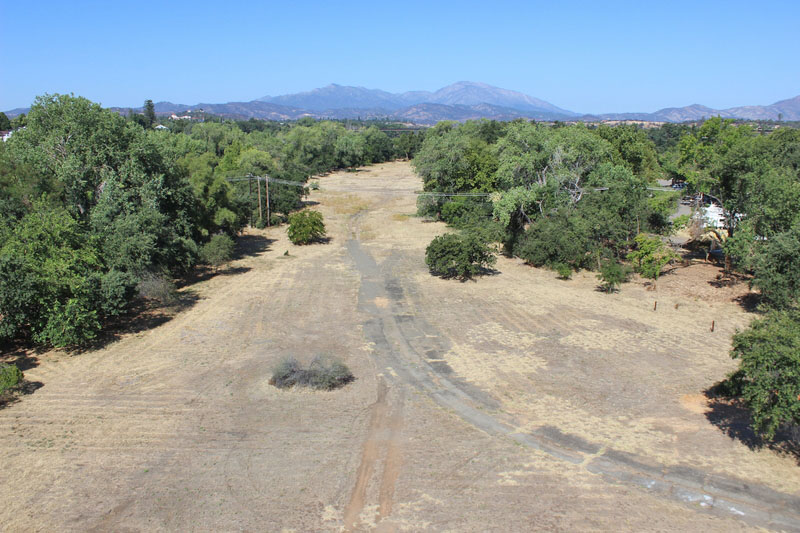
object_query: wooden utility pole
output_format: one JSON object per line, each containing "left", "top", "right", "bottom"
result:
{"left": 265, "top": 176, "right": 270, "bottom": 226}
{"left": 256, "top": 175, "right": 263, "bottom": 221}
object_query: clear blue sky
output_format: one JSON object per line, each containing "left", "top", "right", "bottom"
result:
{"left": 2, "top": 0, "right": 798, "bottom": 113}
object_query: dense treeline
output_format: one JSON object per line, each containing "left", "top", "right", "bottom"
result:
{"left": 415, "top": 120, "right": 669, "bottom": 276}
{"left": 0, "top": 94, "right": 423, "bottom": 347}
{"left": 414, "top": 118, "right": 800, "bottom": 440}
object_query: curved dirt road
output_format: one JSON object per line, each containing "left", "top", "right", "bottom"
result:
{"left": 1, "top": 161, "right": 798, "bottom": 531}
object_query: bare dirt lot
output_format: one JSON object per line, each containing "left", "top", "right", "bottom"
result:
{"left": 1, "top": 161, "right": 798, "bottom": 532}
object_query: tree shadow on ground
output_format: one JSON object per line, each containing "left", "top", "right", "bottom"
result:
{"left": 177, "top": 266, "right": 251, "bottom": 288}
{"left": 593, "top": 285, "right": 619, "bottom": 294}
{"left": 734, "top": 292, "right": 762, "bottom": 312}
{"left": 708, "top": 270, "right": 748, "bottom": 288}
{"left": 232, "top": 233, "right": 275, "bottom": 260}
{"left": 300, "top": 200, "right": 320, "bottom": 208}
{"left": 703, "top": 390, "right": 800, "bottom": 465}
{"left": 0, "top": 380, "right": 44, "bottom": 410}
{"left": 0, "top": 340, "right": 46, "bottom": 370}
{"left": 476, "top": 266, "right": 501, "bottom": 278}
{"left": 444, "top": 267, "right": 500, "bottom": 282}
{"left": 1, "top": 342, "right": 48, "bottom": 409}
{"left": 74, "top": 291, "right": 202, "bottom": 354}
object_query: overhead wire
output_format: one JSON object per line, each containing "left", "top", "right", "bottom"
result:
{"left": 227, "top": 175, "right": 675, "bottom": 197}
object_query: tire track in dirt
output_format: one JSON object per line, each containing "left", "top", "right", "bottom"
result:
{"left": 377, "top": 389, "right": 404, "bottom": 523}
{"left": 342, "top": 378, "right": 405, "bottom": 531}
{"left": 347, "top": 214, "right": 800, "bottom": 531}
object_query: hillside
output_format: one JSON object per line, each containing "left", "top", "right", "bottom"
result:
{"left": 6, "top": 82, "right": 800, "bottom": 124}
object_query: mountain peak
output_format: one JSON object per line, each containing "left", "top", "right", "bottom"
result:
{"left": 143, "top": 84, "right": 800, "bottom": 125}
{"left": 256, "top": 81, "right": 575, "bottom": 116}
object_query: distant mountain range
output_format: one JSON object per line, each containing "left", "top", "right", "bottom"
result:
{"left": 257, "top": 81, "right": 577, "bottom": 117}
{"left": 5, "top": 82, "right": 800, "bottom": 124}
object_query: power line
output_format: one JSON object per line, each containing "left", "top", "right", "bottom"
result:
{"left": 226, "top": 175, "right": 676, "bottom": 197}
{"left": 226, "top": 175, "right": 308, "bottom": 187}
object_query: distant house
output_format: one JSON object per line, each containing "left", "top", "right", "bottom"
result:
{"left": 169, "top": 113, "right": 194, "bottom": 120}
{"left": 154, "top": 124, "right": 169, "bottom": 130}
{"left": 1, "top": 130, "right": 13, "bottom": 142}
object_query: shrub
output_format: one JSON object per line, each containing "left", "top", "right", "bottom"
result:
{"left": 269, "top": 213, "right": 285, "bottom": 226}
{"left": 626, "top": 233, "right": 679, "bottom": 283}
{"left": 0, "top": 255, "right": 39, "bottom": 341}
{"left": 0, "top": 364, "right": 22, "bottom": 394}
{"left": 730, "top": 310, "right": 800, "bottom": 439}
{"left": 99, "top": 270, "right": 137, "bottom": 318}
{"left": 515, "top": 211, "right": 593, "bottom": 270}
{"left": 34, "top": 296, "right": 100, "bottom": 347}
{"left": 270, "top": 356, "right": 305, "bottom": 389}
{"left": 416, "top": 195, "right": 442, "bottom": 219}
{"left": 440, "top": 198, "right": 493, "bottom": 228}
{"left": 597, "top": 260, "right": 631, "bottom": 293}
{"left": 425, "top": 232, "right": 496, "bottom": 280}
{"left": 672, "top": 214, "right": 691, "bottom": 231}
{"left": 554, "top": 263, "right": 572, "bottom": 280}
{"left": 137, "top": 273, "right": 177, "bottom": 305}
{"left": 287, "top": 210, "right": 326, "bottom": 245}
{"left": 200, "top": 234, "right": 235, "bottom": 268}
{"left": 270, "top": 356, "right": 354, "bottom": 391}
{"left": 307, "top": 356, "right": 356, "bottom": 390}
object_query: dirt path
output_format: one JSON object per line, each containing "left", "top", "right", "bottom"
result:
{"left": 0, "top": 161, "right": 797, "bottom": 531}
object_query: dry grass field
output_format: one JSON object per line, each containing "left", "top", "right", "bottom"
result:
{"left": 0, "top": 161, "right": 798, "bottom": 531}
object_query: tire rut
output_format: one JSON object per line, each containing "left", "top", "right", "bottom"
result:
{"left": 346, "top": 227, "right": 800, "bottom": 532}
{"left": 343, "top": 378, "right": 404, "bottom": 532}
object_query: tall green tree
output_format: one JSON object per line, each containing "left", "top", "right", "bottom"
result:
{"left": 0, "top": 202, "right": 105, "bottom": 346}
{"left": 730, "top": 310, "right": 800, "bottom": 439}
{"left": 144, "top": 99, "right": 156, "bottom": 129}
{"left": 413, "top": 126, "right": 498, "bottom": 193}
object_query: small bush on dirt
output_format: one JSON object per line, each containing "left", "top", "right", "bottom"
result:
{"left": 269, "top": 213, "right": 285, "bottom": 227}
{"left": 626, "top": 233, "right": 678, "bottom": 284}
{"left": 0, "top": 363, "right": 22, "bottom": 394}
{"left": 200, "top": 234, "right": 235, "bottom": 268}
{"left": 425, "top": 232, "right": 496, "bottom": 280}
{"left": 554, "top": 263, "right": 572, "bottom": 280}
{"left": 137, "top": 273, "right": 178, "bottom": 305}
{"left": 597, "top": 260, "right": 631, "bottom": 293}
{"left": 287, "top": 210, "right": 326, "bottom": 245}
{"left": 307, "top": 356, "right": 356, "bottom": 390}
{"left": 270, "top": 356, "right": 354, "bottom": 391}
{"left": 270, "top": 356, "right": 305, "bottom": 389}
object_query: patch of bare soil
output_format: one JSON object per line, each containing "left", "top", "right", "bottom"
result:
{"left": 0, "top": 161, "right": 794, "bottom": 531}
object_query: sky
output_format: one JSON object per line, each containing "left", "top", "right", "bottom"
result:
{"left": 1, "top": 0, "right": 799, "bottom": 114}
